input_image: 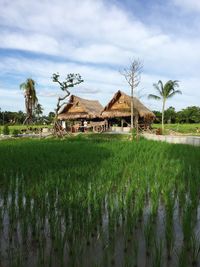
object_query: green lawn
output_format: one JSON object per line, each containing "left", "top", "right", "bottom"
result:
{"left": 0, "top": 124, "right": 52, "bottom": 134}
{"left": 0, "top": 137, "right": 200, "bottom": 266}
{"left": 152, "top": 123, "right": 200, "bottom": 134}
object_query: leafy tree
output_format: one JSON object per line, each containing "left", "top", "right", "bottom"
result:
{"left": 34, "top": 103, "right": 43, "bottom": 120}
{"left": 0, "top": 108, "right": 5, "bottom": 125}
{"left": 152, "top": 110, "right": 162, "bottom": 123}
{"left": 15, "top": 111, "right": 26, "bottom": 124}
{"left": 52, "top": 73, "right": 84, "bottom": 117}
{"left": 20, "top": 78, "right": 38, "bottom": 124}
{"left": 148, "top": 80, "right": 181, "bottom": 132}
{"left": 52, "top": 73, "right": 83, "bottom": 136}
{"left": 48, "top": 112, "right": 56, "bottom": 123}
{"left": 165, "top": 106, "right": 176, "bottom": 123}
{"left": 177, "top": 106, "right": 200, "bottom": 123}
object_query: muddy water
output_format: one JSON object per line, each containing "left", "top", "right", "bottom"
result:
{"left": 0, "top": 193, "right": 200, "bottom": 267}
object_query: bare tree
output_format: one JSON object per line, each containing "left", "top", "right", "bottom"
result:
{"left": 120, "top": 59, "right": 143, "bottom": 130}
{"left": 52, "top": 73, "right": 83, "bottom": 136}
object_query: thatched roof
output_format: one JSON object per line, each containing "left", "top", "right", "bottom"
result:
{"left": 58, "top": 95, "right": 103, "bottom": 120}
{"left": 102, "top": 90, "right": 155, "bottom": 119}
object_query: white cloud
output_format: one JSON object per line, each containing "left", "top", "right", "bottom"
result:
{"left": 0, "top": 0, "right": 199, "bottom": 113}
{"left": 0, "top": 0, "right": 199, "bottom": 74}
{"left": 0, "top": 88, "right": 24, "bottom": 111}
{"left": 0, "top": 32, "right": 60, "bottom": 55}
{"left": 173, "top": 0, "right": 200, "bottom": 12}
{"left": 1, "top": 55, "right": 198, "bottom": 114}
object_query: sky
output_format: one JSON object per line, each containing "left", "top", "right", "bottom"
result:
{"left": 0, "top": 0, "right": 200, "bottom": 114}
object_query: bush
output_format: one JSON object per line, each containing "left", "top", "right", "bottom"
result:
{"left": 12, "top": 129, "right": 19, "bottom": 137}
{"left": 3, "top": 125, "right": 10, "bottom": 135}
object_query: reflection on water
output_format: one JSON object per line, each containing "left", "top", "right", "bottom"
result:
{"left": 1, "top": 177, "right": 200, "bottom": 267}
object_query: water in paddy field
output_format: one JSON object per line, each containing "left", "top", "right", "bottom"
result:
{"left": 1, "top": 177, "right": 200, "bottom": 267}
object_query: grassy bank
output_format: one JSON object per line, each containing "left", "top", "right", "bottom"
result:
{"left": 0, "top": 124, "right": 52, "bottom": 134}
{"left": 153, "top": 123, "right": 200, "bottom": 134}
{"left": 0, "top": 137, "right": 200, "bottom": 266}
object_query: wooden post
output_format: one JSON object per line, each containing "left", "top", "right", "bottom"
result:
{"left": 121, "top": 119, "right": 124, "bottom": 132}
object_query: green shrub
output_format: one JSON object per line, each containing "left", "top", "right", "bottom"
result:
{"left": 3, "top": 125, "right": 10, "bottom": 135}
{"left": 12, "top": 129, "right": 19, "bottom": 137}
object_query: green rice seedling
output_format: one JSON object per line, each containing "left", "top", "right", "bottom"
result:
{"left": 0, "top": 138, "right": 200, "bottom": 266}
{"left": 165, "top": 196, "right": 175, "bottom": 260}
{"left": 150, "top": 184, "right": 160, "bottom": 221}
{"left": 178, "top": 188, "right": 186, "bottom": 218}
{"left": 182, "top": 202, "right": 193, "bottom": 251}
{"left": 144, "top": 217, "right": 154, "bottom": 257}
{"left": 190, "top": 233, "right": 200, "bottom": 266}
{"left": 165, "top": 218, "right": 175, "bottom": 260}
{"left": 0, "top": 206, "right": 3, "bottom": 231}
{"left": 176, "top": 246, "right": 188, "bottom": 267}
{"left": 152, "top": 239, "right": 163, "bottom": 267}
{"left": 132, "top": 238, "right": 139, "bottom": 267}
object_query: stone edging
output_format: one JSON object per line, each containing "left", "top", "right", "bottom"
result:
{"left": 142, "top": 133, "right": 200, "bottom": 146}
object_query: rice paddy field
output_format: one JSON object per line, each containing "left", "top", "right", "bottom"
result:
{"left": 0, "top": 136, "right": 200, "bottom": 267}
{"left": 153, "top": 123, "right": 200, "bottom": 135}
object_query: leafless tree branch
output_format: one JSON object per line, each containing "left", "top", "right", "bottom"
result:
{"left": 120, "top": 59, "right": 143, "bottom": 130}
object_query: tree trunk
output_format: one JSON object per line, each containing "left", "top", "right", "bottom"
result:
{"left": 131, "top": 86, "right": 134, "bottom": 129}
{"left": 134, "top": 112, "right": 139, "bottom": 140}
{"left": 161, "top": 99, "right": 166, "bottom": 133}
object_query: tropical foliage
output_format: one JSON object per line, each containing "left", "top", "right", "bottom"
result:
{"left": 153, "top": 106, "right": 200, "bottom": 124}
{"left": 34, "top": 103, "right": 44, "bottom": 120}
{"left": 20, "top": 78, "right": 38, "bottom": 124}
{"left": 148, "top": 80, "right": 182, "bottom": 132}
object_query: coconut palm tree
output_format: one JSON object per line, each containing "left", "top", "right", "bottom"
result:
{"left": 20, "top": 78, "right": 38, "bottom": 124}
{"left": 35, "top": 103, "right": 43, "bottom": 121}
{"left": 148, "top": 80, "right": 181, "bottom": 133}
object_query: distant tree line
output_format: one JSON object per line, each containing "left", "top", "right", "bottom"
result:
{"left": 0, "top": 106, "right": 199, "bottom": 125}
{"left": 0, "top": 110, "right": 55, "bottom": 125}
{"left": 153, "top": 106, "right": 200, "bottom": 124}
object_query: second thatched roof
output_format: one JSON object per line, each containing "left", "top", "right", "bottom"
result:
{"left": 58, "top": 95, "right": 103, "bottom": 120}
{"left": 101, "top": 90, "right": 155, "bottom": 119}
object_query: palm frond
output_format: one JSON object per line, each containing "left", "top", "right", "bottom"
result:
{"left": 153, "top": 83, "right": 162, "bottom": 96}
{"left": 172, "top": 80, "right": 180, "bottom": 87}
{"left": 20, "top": 82, "right": 27, "bottom": 90}
{"left": 158, "top": 80, "right": 164, "bottom": 88}
{"left": 167, "top": 90, "right": 182, "bottom": 99}
{"left": 158, "top": 80, "right": 164, "bottom": 95}
{"left": 148, "top": 94, "right": 161, "bottom": 100}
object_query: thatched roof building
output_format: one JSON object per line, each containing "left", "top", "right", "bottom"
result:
{"left": 101, "top": 90, "right": 155, "bottom": 120}
{"left": 58, "top": 95, "right": 103, "bottom": 120}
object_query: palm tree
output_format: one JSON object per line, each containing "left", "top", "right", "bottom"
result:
{"left": 35, "top": 103, "right": 43, "bottom": 120}
{"left": 148, "top": 80, "right": 181, "bottom": 133}
{"left": 20, "top": 78, "right": 38, "bottom": 124}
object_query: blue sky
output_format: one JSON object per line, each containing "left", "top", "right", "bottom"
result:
{"left": 0, "top": 0, "right": 200, "bottom": 114}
